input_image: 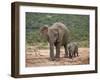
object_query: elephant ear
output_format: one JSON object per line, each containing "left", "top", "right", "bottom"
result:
{"left": 40, "top": 25, "right": 48, "bottom": 35}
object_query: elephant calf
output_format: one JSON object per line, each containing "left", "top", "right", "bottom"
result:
{"left": 40, "top": 22, "right": 69, "bottom": 61}
{"left": 67, "top": 42, "right": 79, "bottom": 58}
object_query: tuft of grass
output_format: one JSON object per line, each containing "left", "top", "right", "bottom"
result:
{"left": 26, "top": 42, "right": 49, "bottom": 49}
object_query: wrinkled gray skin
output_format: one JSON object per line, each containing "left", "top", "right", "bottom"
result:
{"left": 67, "top": 42, "right": 79, "bottom": 58}
{"left": 40, "top": 22, "right": 69, "bottom": 61}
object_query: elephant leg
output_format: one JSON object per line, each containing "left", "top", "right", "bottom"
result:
{"left": 73, "top": 51, "right": 76, "bottom": 57}
{"left": 55, "top": 42, "right": 60, "bottom": 59}
{"left": 69, "top": 52, "right": 72, "bottom": 58}
{"left": 64, "top": 44, "right": 68, "bottom": 58}
{"left": 77, "top": 48, "right": 79, "bottom": 56}
{"left": 76, "top": 51, "right": 79, "bottom": 56}
{"left": 49, "top": 43, "right": 55, "bottom": 61}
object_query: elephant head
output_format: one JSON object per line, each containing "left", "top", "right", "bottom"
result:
{"left": 40, "top": 25, "right": 59, "bottom": 43}
{"left": 40, "top": 25, "right": 48, "bottom": 35}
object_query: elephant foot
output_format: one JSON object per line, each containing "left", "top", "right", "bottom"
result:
{"left": 55, "top": 58, "right": 60, "bottom": 61}
{"left": 64, "top": 55, "right": 68, "bottom": 58}
{"left": 73, "top": 55, "right": 76, "bottom": 57}
{"left": 69, "top": 57, "right": 72, "bottom": 59}
{"left": 54, "top": 55, "right": 60, "bottom": 58}
{"left": 48, "top": 58, "right": 55, "bottom": 61}
{"left": 69, "top": 56, "right": 73, "bottom": 59}
{"left": 77, "top": 55, "right": 79, "bottom": 57}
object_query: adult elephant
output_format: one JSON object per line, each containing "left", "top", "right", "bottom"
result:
{"left": 40, "top": 22, "right": 69, "bottom": 61}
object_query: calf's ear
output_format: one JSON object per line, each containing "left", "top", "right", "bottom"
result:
{"left": 40, "top": 25, "right": 48, "bottom": 34}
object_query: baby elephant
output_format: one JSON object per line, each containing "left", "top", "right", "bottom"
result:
{"left": 67, "top": 42, "right": 79, "bottom": 58}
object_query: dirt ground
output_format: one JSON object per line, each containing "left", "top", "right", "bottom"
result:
{"left": 26, "top": 46, "right": 89, "bottom": 67}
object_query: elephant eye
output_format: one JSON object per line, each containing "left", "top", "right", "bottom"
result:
{"left": 54, "top": 31, "right": 58, "bottom": 36}
{"left": 54, "top": 33, "right": 57, "bottom": 36}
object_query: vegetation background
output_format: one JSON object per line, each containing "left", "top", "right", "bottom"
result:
{"left": 26, "top": 12, "right": 89, "bottom": 48}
